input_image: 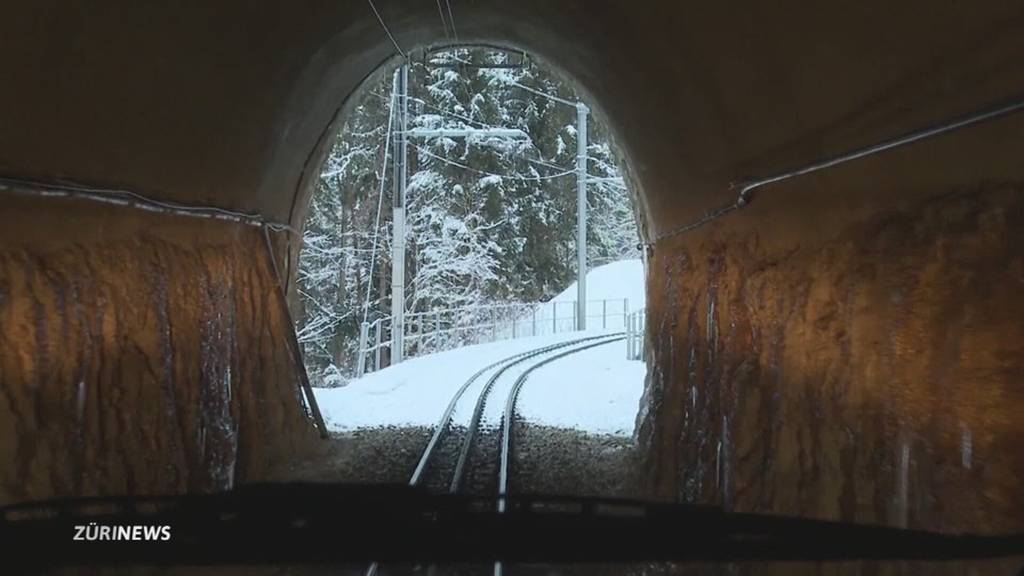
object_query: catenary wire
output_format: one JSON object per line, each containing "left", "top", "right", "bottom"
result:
{"left": 364, "top": 0, "right": 407, "bottom": 59}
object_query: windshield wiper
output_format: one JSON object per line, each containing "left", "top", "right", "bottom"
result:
{"left": 3, "top": 483, "right": 1022, "bottom": 568}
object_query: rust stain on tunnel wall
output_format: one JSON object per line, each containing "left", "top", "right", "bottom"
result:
{"left": 638, "top": 120, "right": 1024, "bottom": 534}
{"left": 0, "top": 195, "right": 321, "bottom": 505}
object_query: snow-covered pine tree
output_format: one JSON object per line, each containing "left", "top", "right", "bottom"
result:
{"left": 297, "top": 48, "right": 639, "bottom": 386}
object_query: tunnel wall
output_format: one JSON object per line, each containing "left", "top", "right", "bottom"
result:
{"left": 638, "top": 115, "right": 1024, "bottom": 534}
{"left": 0, "top": 191, "right": 321, "bottom": 505}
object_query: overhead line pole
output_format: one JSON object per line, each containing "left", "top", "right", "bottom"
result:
{"left": 389, "top": 66, "right": 532, "bottom": 366}
{"left": 575, "top": 102, "right": 589, "bottom": 330}
{"left": 389, "top": 69, "right": 594, "bottom": 365}
{"left": 391, "top": 64, "right": 409, "bottom": 364}
{"left": 511, "top": 80, "right": 591, "bottom": 331}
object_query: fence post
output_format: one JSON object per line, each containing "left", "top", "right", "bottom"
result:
{"left": 639, "top": 310, "right": 645, "bottom": 362}
{"left": 512, "top": 307, "right": 518, "bottom": 339}
{"left": 624, "top": 298, "right": 629, "bottom": 331}
{"left": 631, "top": 312, "right": 639, "bottom": 360}
{"left": 630, "top": 311, "right": 638, "bottom": 356}
{"left": 491, "top": 306, "right": 497, "bottom": 342}
{"left": 631, "top": 312, "right": 637, "bottom": 359}
{"left": 374, "top": 322, "right": 382, "bottom": 372}
{"left": 626, "top": 312, "right": 632, "bottom": 359}
{"left": 602, "top": 299, "right": 607, "bottom": 329}
{"left": 552, "top": 301, "right": 558, "bottom": 334}
{"left": 532, "top": 306, "right": 537, "bottom": 337}
{"left": 357, "top": 322, "right": 369, "bottom": 377}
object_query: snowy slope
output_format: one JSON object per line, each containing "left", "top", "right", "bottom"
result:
{"left": 314, "top": 259, "right": 647, "bottom": 436}
{"left": 513, "top": 258, "right": 646, "bottom": 335}
{"left": 551, "top": 258, "right": 645, "bottom": 308}
{"left": 514, "top": 337, "right": 645, "bottom": 435}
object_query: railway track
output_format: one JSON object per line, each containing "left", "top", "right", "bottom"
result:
{"left": 368, "top": 332, "right": 626, "bottom": 576}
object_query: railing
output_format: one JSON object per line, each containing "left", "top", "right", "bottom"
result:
{"left": 625, "top": 307, "right": 646, "bottom": 361}
{"left": 355, "top": 317, "right": 392, "bottom": 378}
{"left": 355, "top": 298, "right": 631, "bottom": 376}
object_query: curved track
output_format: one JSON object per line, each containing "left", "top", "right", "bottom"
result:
{"left": 490, "top": 337, "right": 625, "bottom": 576}
{"left": 368, "top": 333, "right": 626, "bottom": 576}
{"left": 494, "top": 337, "right": 625, "bottom": 510}
{"left": 415, "top": 333, "right": 624, "bottom": 496}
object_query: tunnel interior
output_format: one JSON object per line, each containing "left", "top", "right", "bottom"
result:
{"left": 1, "top": 0, "right": 1023, "bottom": 545}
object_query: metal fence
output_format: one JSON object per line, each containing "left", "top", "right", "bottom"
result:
{"left": 355, "top": 298, "right": 632, "bottom": 376}
{"left": 625, "top": 307, "right": 646, "bottom": 361}
{"left": 355, "top": 317, "right": 391, "bottom": 378}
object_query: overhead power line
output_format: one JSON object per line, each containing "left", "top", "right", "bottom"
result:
{"left": 509, "top": 80, "right": 577, "bottom": 108}
{"left": 365, "top": 0, "right": 407, "bottom": 59}
{"left": 445, "top": 0, "right": 460, "bottom": 45}
{"left": 527, "top": 157, "right": 575, "bottom": 174}
{"left": 372, "top": 91, "right": 494, "bottom": 132}
{"left": 406, "top": 127, "right": 529, "bottom": 140}
{"left": 370, "top": 93, "right": 627, "bottom": 187}
{"left": 363, "top": 73, "right": 398, "bottom": 324}
{"left": 434, "top": 0, "right": 450, "bottom": 40}
{"left": 415, "top": 146, "right": 575, "bottom": 182}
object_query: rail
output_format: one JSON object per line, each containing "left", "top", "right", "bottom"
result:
{"left": 365, "top": 333, "right": 625, "bottom": 576}
{"left": 492, "top": 335, "right": 625, "bottom": 576}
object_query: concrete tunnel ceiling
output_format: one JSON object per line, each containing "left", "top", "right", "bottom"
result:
{"left": 2, "top": 0, "right": 1024, "bottom": 534}
{"left": 1, "top": 1, "right": 1021, "bottom": 232}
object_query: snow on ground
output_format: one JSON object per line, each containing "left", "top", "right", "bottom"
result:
{"left": 314, "top": 259, "right": 647, "bottom": 436}
{"left": 514, "top": 337, "right": 645, "bottom": 435}
{"left": 315, "top": 331, "right": 605, "bottom": 432}
{"left": 551, "top": 258, "right": 645, "bottom": 309}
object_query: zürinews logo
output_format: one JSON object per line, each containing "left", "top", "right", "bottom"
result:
{"left": 73, "top": 523, "right": 172, "bottom": 541}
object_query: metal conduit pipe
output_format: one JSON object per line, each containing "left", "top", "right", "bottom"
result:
{"left": 649, "top": 92, "right": 1024, "bottom": 247}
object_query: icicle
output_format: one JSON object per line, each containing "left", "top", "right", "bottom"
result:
{"left": 715, "top": 439, "right": 722, "bottom": 488}
{"left": 960, "top": 422, "right": 972, "bottom": 470}
{"left": 896, "top": 437, "right": 911, "bottom": 528}
{"left": 76, "top": 379, "right": 86, "bottom": 421}
{"left": 721, "top": 415, "right": 731, "bottom": 509}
